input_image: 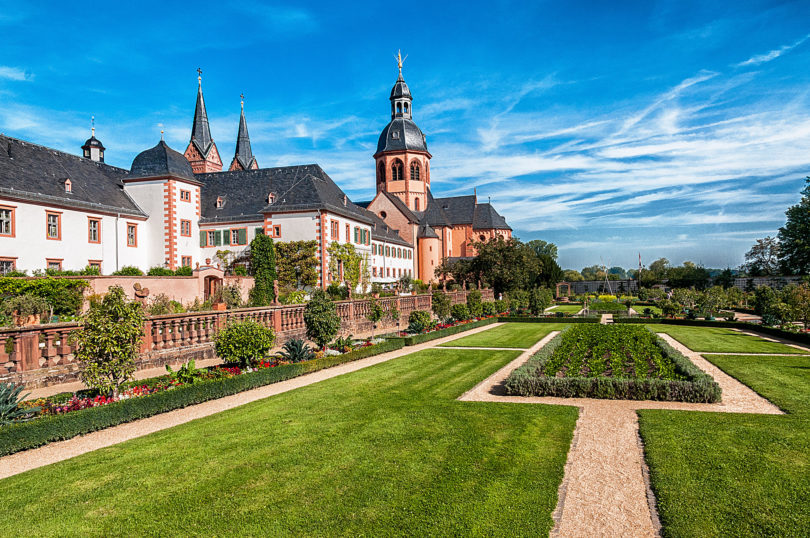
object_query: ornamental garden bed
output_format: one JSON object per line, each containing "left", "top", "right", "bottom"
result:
{"left": 586, "top": 301, "right": 629, "bottom": 313}
{"left": 399, "top": 317, "right": 500, "bottom": 346}
{"left": 504, "top": 325, "right": 721, "bottom": 402}
{"left": 0, "top": 337, "right": 404, "bottom": 457}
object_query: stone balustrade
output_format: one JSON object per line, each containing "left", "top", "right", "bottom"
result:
{"left": 0, "top": 289, "right": 494, "bottom": 389}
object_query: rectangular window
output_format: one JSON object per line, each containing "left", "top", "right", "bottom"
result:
{"left": 180, "top": 219, "right": 192, "bottom": 237}
{"left": 46, "top": 258, "right": 62, "bottom": 271}
{"left": 206, "top": 231, "right": 215, "bottom": 246}
{"left": 372, "top": 267, "right": 377, "bottom": 277}
{"left": 273, "top": 225, "right": 281, "bottom": 238}
{"left": 127, "top": 223, "right": 137, "bottom": 247}
{"left": 386, "top": 268, "right": 390, "bottom": 277}
{"left": 331, "top": 220, "right": 339, "bottom": 240}
{"left": 46, "top": 212, "right": 61, "bottom": 240}
{"left": 0, "top": 258, "right": 16, "bottom": 274}
{"left": 230, "top": 229, "right": 239, "bottom": 245}
{"left": 372, "top": 244, "right": 376, "bottom": 255}
{"left": 88, "top": 218, "right": 101, "bottom": 243}
{"left": 88, "top": 260, "right": 102, "bottom": 271}
{"left": 345, "top": 223, "right": 349, "bottom": 242}
{"left": 0, "top": 206, "right": 14, "bottom": 237}
{"left": 181, "top": 256, "right": 192, "bottom": 267}
{"left": 180, "top": 189, "right": 191, "bottom": 202}
{"left": 354, "top": 227, "right": 359, "bottom": 244}
{"left": 385, "top": 246, "right": 390, "bottom": 257}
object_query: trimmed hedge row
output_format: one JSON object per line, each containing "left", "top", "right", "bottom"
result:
{"left": 499, "top": 316, "right": 599, "bottom": 324}
{"left": 401, "top": 317, "right": 498, "bottom": 345}
{"left": 504, "top": 330, "right": 721, "bottom": 403}
{"left": 614, "top": 317, "right": 810, "bottom": 345}
{"left": 0, "top": 338, "right": 404, "bottom": 457}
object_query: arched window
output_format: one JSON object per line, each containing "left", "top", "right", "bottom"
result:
{"left": 404, "top": 103, "right": 409, "bottom": 115}
{"left": 410, "top": 162, "right": 420, "bottom": 180}
{"left": 414, "top": 197, "right": 420, "bottom": 211}
{"left": 392, "top": 160, "right": 403, "bottom": 181}
{"left": 396, "top": 102, "right": 402, "bottom": 114}
{"left": 378, "top": 162, "right": 386, "bottom": 183}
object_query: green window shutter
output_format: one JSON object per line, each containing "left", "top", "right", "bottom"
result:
{"left": 255, "top": 227, "right": 264, "bottom": 237}
{"left": 238, "top": 228, "right": 247, "bottom": 245}
{"left": 354, "top": 227, "right": 358, "bottom": 243}
{"left": 214, "top": 230, "right": 222, "bottom": 246}
{"left": 199, "top": 230, "right": 206, "bottom": 247}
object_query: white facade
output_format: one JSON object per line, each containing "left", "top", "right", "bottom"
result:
{"left": 370, "top": 239, "right": 414, "bottom": 283}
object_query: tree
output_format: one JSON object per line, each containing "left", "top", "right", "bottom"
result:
{"left": 526, "top": 239, "right": 558, "bottom": 261}
{"left": 608, "top": 266, "right": 627, "bottom": 279}
{"left": 715, "top": 267, "right": 734, "bottom": 289}
{"left": 563, "top": 269, "right": 584, "bottom": 282}
{"left": 784, "top": 283, "right": 810, "bottom": 329}
{"left": 466, "top": 289, "right": 483, "bottom": 317}
{"left": 648, "top": 258, "right": 670, "bottom": 281}
{"left": 528, "top": 287, "right": 554, "bottom": 315}
{"left": 304, "top": 289, "right": 341, "bottom": 350}
{"left": 249, "top": 234, "right": 277, "bottom": 306}
{"left": 745, "top": 236, "right": 781, "bottom": 276}
{"left": 275, "top": 240, "right": 319, "bottom": 289}
{"left": 667, "top": 262, "right": 711, "bottom": 290}
{"left": 468, "top": 237, "right": 538, "bottom": 294}
{"left": 581, "top": 265, "right": 602, "bottom": 280}
{"left": 366, "top": 298, "right": 384, "bottom": 339}
{"left": 536, "top": 254, "right": 564, "bottom": 288}
{"left": 778, "top": 177, "right": 810, "bottom": 275}
{"left": 71, "top": 286, "right": 145, "bottom": 397}
{"left": 432, "top": 290, "right": 452, "bottom": 321}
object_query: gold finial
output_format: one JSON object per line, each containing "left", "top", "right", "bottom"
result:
{"left": 197, "top": 67, "right": 202, "bottom": 86}
{"left": 395, "top": 49, "right": 407, "bottom": 76}
{"left": 160, "top": 129, "right": 164, "bottom": 141}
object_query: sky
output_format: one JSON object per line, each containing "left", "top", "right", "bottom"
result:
{"left": 1, "top": 0, "right": 809, "bottom": 271}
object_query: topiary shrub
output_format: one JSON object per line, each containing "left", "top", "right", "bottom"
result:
{"left": 147, "top": 266, "right": 174, "bottom": 276}
{"left": 407, "top": 310, "right": 434, "bottom": 334}
{"left": 466, "top": 289, "right": 483, "bottom": 317}
{"left": 451, "top": 303, "right": 471, "bottom": 322}
{"left": 71, "top": 286, "right": 145, "bottom": 397}
{"left": 432, "top": 290, "right": 452, "bottom": 321}
{"left": 248, "top": 233, "right": 277, "bottom": 306}
{"left": 304, "top": 289, "right": 341, "bottom": 350}
{"left": 482, "top": 302, "right": 498, "bottom": 316}
{"left": 214, "top": 320, "right": 276, "bottom": 368}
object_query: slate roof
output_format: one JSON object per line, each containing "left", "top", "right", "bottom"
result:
{"left": 357, "top": 191, "right": 419, "bottom": 224}
{"left": 418, "top": 190, "right": 452, "bottom": 228}
{"left": 417, "top": 223, "right": 439, "bottom": 239}
{"left": 390, "top": 73, "right": 411, "bottom": 99}
{"left": 432, "top": 195, "right": 476, "bottom": 225}
{"left": 81, "top": 135, "right": 105, "bottom": 150}
{"left": 0, "top": 135, "right": 146, "bottom": 217}
{"left": 191, "top": 81, "right": 214, "bottom": 157}
{"left": 472, "top": 202, "right": 511, "bottom": 230}
{"left": 233, "top": 104, "right": 256, "bottom": 170}
{"left": 376, "top": 118, "right": 428, "bottom": 154}
{"left": 196, "top": 164, "right": 374, "bottom": 225}
{"left": 126, "top": 140, "right": 196, "bottom": 181}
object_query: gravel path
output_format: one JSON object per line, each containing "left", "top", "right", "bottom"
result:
{"left": 459, "top": 331, "right": 783, "bottom": 537}
{"left": 0, "top": 323, "right": 502, "bottom": 480}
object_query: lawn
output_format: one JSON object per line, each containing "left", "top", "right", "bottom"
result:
{"left": 651, "top": 325, "right": 808, "bottom": 354}
{"left": 548, "top": 304, "right": 582, "bottom": 313}
{"left": 439, "top": 322, "right": 567, "bottom": 348}
{"left": 0, "top": 348, "right": 578, "bottom": 536}
{"left": 639, "top": 354, "right": 810, "bottom": 536}
{"left": 632, "top": 304, "right": 662, "bottom": 316}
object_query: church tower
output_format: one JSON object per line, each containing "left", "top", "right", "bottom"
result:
{"left": 374, "top": 51, "right": 431, "bottom": 212}
{"left": 229, "top": 95, "right": 258, "bottom": 171}
{"left": 184, "top": 69, "right": 222, "bottom": 173}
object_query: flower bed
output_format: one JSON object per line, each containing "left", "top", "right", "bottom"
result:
{"left": 586, "top": 301, "right": 628, "bottom": 313}
{"left": 0, "top": 338, "right": 404, "bottom": 457}
{"left": 504, "top": 325, "right": 720, "bottom": 402}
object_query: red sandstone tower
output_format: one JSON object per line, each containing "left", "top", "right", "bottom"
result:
{"left": 184, "top": 69, "right": 223, "bottom": 174}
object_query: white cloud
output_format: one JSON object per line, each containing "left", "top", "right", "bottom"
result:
{"left": 736, "top": 33, "right": 810, "bottom": 67}
{"left": 0, "top": 66, "right": 31, "bottom": 81}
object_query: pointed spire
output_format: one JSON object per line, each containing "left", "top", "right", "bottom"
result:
{"left": 229, "top": 93, "right": 257, "bottom": 171}
{"left": 191, "top": 67, "right": 214, "bottom": 156}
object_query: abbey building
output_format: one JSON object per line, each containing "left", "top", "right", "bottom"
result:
{"left": 0, "top": 62, "right": 510, "bottom": 286}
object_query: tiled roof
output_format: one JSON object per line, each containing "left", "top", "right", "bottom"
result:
{"left": 126, "top": 140, "right": 196, "bottom": 181}
{"left": 196, "top": 164, "right": 374, "bottom": 225}
{"left": 0, "top": 135, "right": 146, "bottom": 217}
{"left": 418, "top": 190, "right": 452, "bottom": 228}
{"left": 472, "top": 202, "right": 511, "bottom": 230}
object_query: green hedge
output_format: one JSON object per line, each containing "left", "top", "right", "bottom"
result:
{"left": 614, "top": 318, "right": 810, "bottom": 345}
{"left": 0, "top": 277, "right": 88, "bottom": 315}
{"left": 401, "top": 317, "right": 498, "bottom": 345}
{"left": 504, "top": 331, "right": 721, "bottom": 403}
{"left": 0, "top": 338, "right": 404, "bottom": 457}
{"left": 499, "top": 316, "right": 599, "bottom": 324}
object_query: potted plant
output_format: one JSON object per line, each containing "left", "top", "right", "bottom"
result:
{"left": 2, "top": 294, "right": 51, "bottom": 326}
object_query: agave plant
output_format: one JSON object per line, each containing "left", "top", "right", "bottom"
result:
{"left": 278, "top": 339, "right": 315, "bottom": 363}
{"left": 0, "top": 382, "right": 40, "bottom": 426}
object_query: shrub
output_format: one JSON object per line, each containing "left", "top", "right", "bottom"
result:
{"left": 147, "top": 294, "right": 186, "bottom": 315}
{"left": 331, "top": 335, "right": 354, "bottom": 353}
{"left": 0, "top": 383, "right": 39, "bottom": 426}
{"left": 482, "top": 302, "right": 498, "bottom": 316}
{"left": 366, "top": 298, "right": 384, "bottom": 338}
{"left": 432, "top": 290, "right": 452, "bottom": 321}
{"left": 2, "top": 294, "right": 50, "bottom": 324}
{"left": 466, "top": 289, "right": 483, "bottom": 317}
{"left": 174, "top": 266, "right": 193, "bottom": 276}
{"left": 529, "top": 287, "right": 554, "bottom": 315}
{"left": 494, "top": 299, "right": 508, "bottom": 313}
{"left": 249, "top": 233, "right": 277, "bottom": 306}
{"left": 326, "top": 282, "right": 348, "bottom": 301}
{"left": 165, "top": 360, "right": 206, "bottom": 385}
{"left": 407, "top": 310, "right": 434, "bottom": 333}
{"left": 507, "top": 289, "right": 530, "bottom": 311}
{"left": 214, "top": 320, "right": 276, "bottom": 368}
{"left": 0, "top": 277, "right": 87, "bottom": 316}
{"left": 304, "top": 289, "right": 341, "bottom": 350}
{"left": 451, "top": 303, "right": 471, "bottom": 321}
{"left": 71, "top": 286, "right": 145, "bottom": 397}
{"left": 147, "top": 266, "right": 174, "bottom": 276}
{"left": 280, "top": 290, "right": 307, "bottom": 305}
{"left": 233, "top": 265, "right": 247, "bottom": 276}
{"left": 278, "top": 339, "right": 315, "bottom": 363}
{"left": 112, "top": 266, "right": 144, "bottom": 276}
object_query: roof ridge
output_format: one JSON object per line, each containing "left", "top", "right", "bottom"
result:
{"left": 0, "top": 134, "right": 128, "bottom": 173}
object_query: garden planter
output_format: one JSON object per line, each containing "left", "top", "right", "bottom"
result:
{"left": 13, "top": 312, "right": 41, "bottom": 327}
{"left": 212, "top": 302, "right": 227, "bottom": 312}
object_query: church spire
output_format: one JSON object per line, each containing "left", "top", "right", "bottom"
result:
{"left": 229, "top": 94, "right": 258, "bottom": 171}
{"left": 184, "top": 68, "right": 222, "bottom": 173}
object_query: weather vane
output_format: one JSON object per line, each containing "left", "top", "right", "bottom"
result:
{"left": 395, "top": 50, "right": 407, "bottom": 76}
{"left": 240, "top": 93, "right": 245, "bottom": 109}
{"left": 91, "top": 115, "right": 95, "bottom": 137}
{"left": 197, "top": 67, "right": 202, "bottom": 85}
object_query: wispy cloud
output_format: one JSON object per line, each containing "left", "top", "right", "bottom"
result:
{"left": 736, "top": 33, "right": 810, "bottom": 67}
{"left": 0, "top": 66, "right": 32, "bottom": 81}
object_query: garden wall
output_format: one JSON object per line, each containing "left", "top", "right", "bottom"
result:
{"left": 0, "top": 289, "right": 493, "bottom": 389}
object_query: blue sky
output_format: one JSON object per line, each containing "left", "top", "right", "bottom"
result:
{"left": 1, "top": 1, "right": 809, "bottom": 271}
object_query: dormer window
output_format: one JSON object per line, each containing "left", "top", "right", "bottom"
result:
{"left": 391, "top": 131, "right": 400, "bottom": 140}
{"left": 64, "top": 179, "right": 72, "bottom": 193}
{"left": 267, "top": 193, "right": 275, "bottom": 204}
{"left": 216, "top": 196, "right": 224, "bottom": 209}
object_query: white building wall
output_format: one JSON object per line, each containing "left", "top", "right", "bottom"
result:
{"left": 0, "top": 197, "right": 149, "bottom": 274}
{"left": 171, "top": 181, "right": 202, "bottom": 268}
{"left": 122, "top": 180, "right": 168, "bottom": 269}
{"left": 371, "top": 240, "right": 414, "bottom": 284}
{"left": 199, "top": 220, "right": 263, "bottom": 265}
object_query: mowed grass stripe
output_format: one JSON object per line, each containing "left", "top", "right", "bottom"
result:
{"left": 439, "top": 322, "right": 567, "bottom": 348}
{"left": 0, "top": 348, "right": 578, "bottom": 536}
{"left": 652, "top": 325, "right": 808, "bottom": 354}
{"left": 639, "top": 353, "right": 810, "bottom": 536}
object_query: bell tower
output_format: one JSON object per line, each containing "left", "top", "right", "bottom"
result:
{"left": 184, "top": 68, "right": 223, "bottom": 174}
{"left": 373, "top": 51, "right": 431, "bottom": 212}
